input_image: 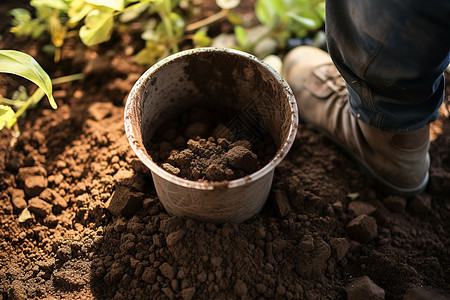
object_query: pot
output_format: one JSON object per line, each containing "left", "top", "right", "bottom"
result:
{"left": 124, "top": 47, "right": 298, "bottom": 222}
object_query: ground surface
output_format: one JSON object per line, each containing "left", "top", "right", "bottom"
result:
{"left": 1, "top": 1, "right": 449, "bottom": 300}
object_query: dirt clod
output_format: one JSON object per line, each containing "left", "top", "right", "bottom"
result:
{"left": 225, "top": 146, "right": 259, "bottom": 173}
{"left": 346, "top": 276, "right": 385, "bottom": 300}
{"left": 106, "top": 186, "right": 144, "bottom": 217}
{"left": 348, "top": 201, "right": 377, "bottom": 216}
{"left": 346, "top": 214, "right": 378, "bottom": 243}
{"left": 28, "top": 197, "right": 52, "bottom": 217}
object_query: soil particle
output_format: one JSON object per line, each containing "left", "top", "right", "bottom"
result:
{"left": 225, "top": 145, "right": 259, "bottom": 173}
{"left": 329, "top": 237, "right": 350, "bottom": 262}
{"left": 383, "top": 196, "right": 407, "bottom": 213}
{"left": 162, "top": 163, "right": 181, "bottom": 176}
{"left": 159, "top": 262, "right": 175, "bottom": 279}
{"left": 39, "top": 188, "right": 68, "bottom": 212}
{"left": 346, "top": 214, "right": 378, "bottom": 243}
{"left": 348, "top": 200, "right": 377, "bottom": 216}
{"left": 106, "top": 186, "right": 144, "bottom": 217}
{"left": 24, "top": 175, "right": 48, "bottom": 198}
{"left": 10, "top": 189, "right": 27, "bottom": 210}
{"left": 346, "top": 276, "right": 385, "bottom": 300}
{"left": 28, "top": 197, "right": 53, "bottom": 217}
{"left": 295, "top": 237, "right": 331, "bottom": 278}
{"left": 181, "top": 287, "right": 196, "bottom": 300}
{"left": 166, "top": 230, "right": 186, "bottom": 246}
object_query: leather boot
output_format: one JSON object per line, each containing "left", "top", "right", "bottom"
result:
{"left": 283, "top": 46, "right": 430, "bottom": 197}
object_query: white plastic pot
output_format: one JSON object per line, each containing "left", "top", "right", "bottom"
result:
{"left": 124, "top": 48, "right": 298, "bottom": 223}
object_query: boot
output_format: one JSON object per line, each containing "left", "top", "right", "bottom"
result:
{"left": 283, "top": 46, "right": 430, "bottom": 197}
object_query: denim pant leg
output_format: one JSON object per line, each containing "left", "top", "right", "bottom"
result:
{"left": 325, "top": 0, "right": 450, "bottom": 132}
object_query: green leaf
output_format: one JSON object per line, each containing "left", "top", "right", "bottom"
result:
{"left": 315, "top": 2, "right": 326, "bottom": 21}
{"left": 226, "top": 12, "right": 243, "bottom": 25}
{"left": 68, "top": 0, "right": 95, "bottom": 25}
{"left": 86, "top": 0, "right": 125, "bottom": 11}
{"left": 0, "top": 50, "right": 56, "bottom": 109}
{"left": 30, "top": 0, "right": 69, "bottom": 11}
{"left": 347, "top": 192, "right": 360, "bottom": 201}
{"left": 255, "top": 0, "right": 283, "bottom": 26}
{"left": 286, "top": 12, "right": 318, "bottom": 29}
{"left": 234, "top": 25, "right": 247, "bottom": 47}
{"left": 79, "top": 7, "right": 115, "bottom": 46}
{"left": 169, "top": 12, "right": 185, "bottom": 38}
{"left": 119, "top": 2, "right": 150, "bottom": 23}
{"left": 0, "top": 105, "right": 15, "bottom": 130}
{"left": 135, "top": 41, "right": 166, "bottom": 65}
{"left": 193, "top": 29, "right": 211, "bottom": 47}
{"left": 18, "top": 208, "right": 33, "bottom": 223}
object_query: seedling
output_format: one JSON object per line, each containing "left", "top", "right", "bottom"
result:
{"left": 0, "top": 50, "right": 82, "bottom": 131}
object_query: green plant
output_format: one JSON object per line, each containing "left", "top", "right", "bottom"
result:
{"left": 0, "top": 50, "right": 82, "bottom": 130}
{"left": 234, "top": 0, "right": 325, "bottom": 56}
{"left": 9, "top": 0, "right": 245, "bottom": 65}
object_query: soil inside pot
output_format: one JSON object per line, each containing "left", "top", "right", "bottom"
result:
{"left": 148, "top": 107, "right": 277, "bottom": 181}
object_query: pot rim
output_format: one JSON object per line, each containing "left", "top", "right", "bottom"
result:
{"left": 124, "top": 47, "right": 298, "bottom": 190}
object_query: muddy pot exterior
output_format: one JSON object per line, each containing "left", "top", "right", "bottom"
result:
{"left": 124, "top": 47, "right": 298, "bottom": 223}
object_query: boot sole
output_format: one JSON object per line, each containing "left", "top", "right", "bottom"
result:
{"left": 306, "top": 123, "right": 429, "bottom": 197}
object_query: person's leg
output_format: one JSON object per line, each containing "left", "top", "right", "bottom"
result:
{"left": 326, "top": 0, "right": 450, "bottom": 132}
{"left": 282, "top": 0, "right": 450, "bottom": 196}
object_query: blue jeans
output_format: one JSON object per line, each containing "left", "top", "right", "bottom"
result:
{"left": 326, "top": 0, "right": 450, "bottom": 132}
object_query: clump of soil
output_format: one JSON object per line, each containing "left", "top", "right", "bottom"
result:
{"left": 148, "top": 107, "right": 276, "bottom": 181}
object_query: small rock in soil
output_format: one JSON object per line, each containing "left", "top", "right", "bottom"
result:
{"left": 159, "top": 262, "right": 175, "bottom": 279}
{"left": 181, "top": 287, "right": 196, "bottom": 300}
{"left": 295, "top": 237, "right": 331, "bottom": 278}
{"left": 225, "top": 146, "right": 259, "bottom": 173}
{"left": 114, "top": 168, "right": 134, "bottom": 182}
{"left": 346, "top": 276, "right": 385, "bottom": 300}
{"left": 348, "top": 201, "right": 377, "bottom": 216}
{"left": 16, "top": 166, "right": 47, "bottom": 183}
{"left": 162, "top": 163, "right": 181, "bottom": 176}
{"left": 272, "top": 189, "right": 291, "bottom": 217}
{"left": 106, "top": 186, "right": 144, "bottom": 217}
{"left": 28, "top": 197, "right": 52, "bottom": 217}
{"left": 11, "top": 189, "right": 27, "bottom": 210}
{"left": 39, "top": 188, "right": 68, "bottom": 213}
{"left": 329, "top": 237, "right": 350, "bottom": 261}
{"left": 346, "top": 215, "right": 378, "bottom": 243}
{"left": 24, "top": 175, "right": 47, "bottom": 198}
{"left": 383, "top": 196, "right": 406, "bottom": 213}
{"left": 166, "top": 230, "right": 186, "bottom": 246}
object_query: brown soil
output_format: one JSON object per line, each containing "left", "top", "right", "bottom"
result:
{"left": 149, "top": 107, "right": 275, "bottom": 181}
{"left": 1, "top": 1, "right": 450, "bottom": 300}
